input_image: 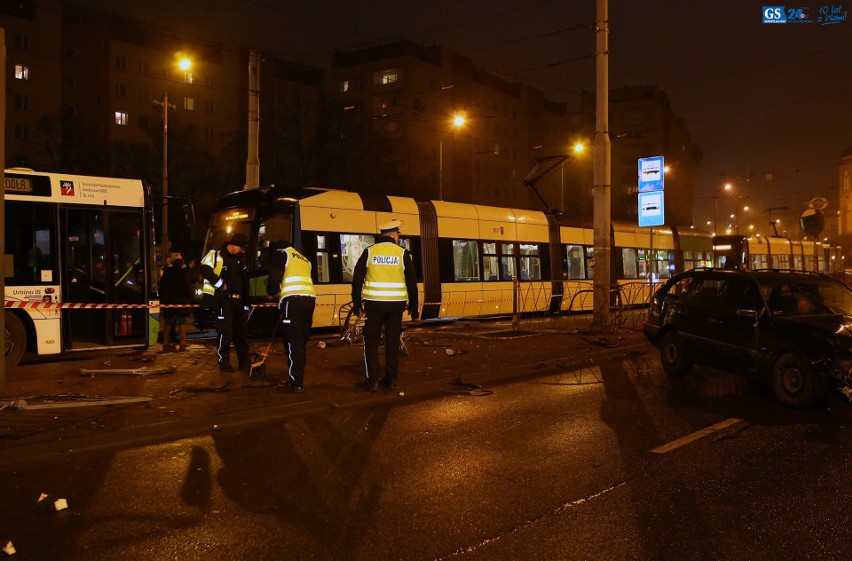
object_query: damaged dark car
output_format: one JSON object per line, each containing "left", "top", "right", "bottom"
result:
{"left": 643, "top": 268, "right": 852, "bottom": 407}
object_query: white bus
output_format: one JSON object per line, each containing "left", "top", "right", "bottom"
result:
{"left": 4, "top": 169, "right": 154, "bottom": 367}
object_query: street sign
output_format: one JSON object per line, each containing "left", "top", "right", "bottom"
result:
{"left": 638, "top": 156, "right": 664, "bottom": 192}
{"left": 638, "top": 191, "right": 664, "bottom": 227}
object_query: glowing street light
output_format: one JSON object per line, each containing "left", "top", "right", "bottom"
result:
{"left": 439, "top": 111, "right": 467, "bottom": 201}
{"left": 153, "top": 56, "right": 191, "bottom": 260}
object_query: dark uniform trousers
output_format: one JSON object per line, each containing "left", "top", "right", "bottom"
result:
{"left": 280, "top": 295, "right": 316, "bottom": 387}
{"left": 217, "top": 295, "right": 249, "bottom": 367}
{"left": 363, "top": 300, "right": 405, "bottom": 383}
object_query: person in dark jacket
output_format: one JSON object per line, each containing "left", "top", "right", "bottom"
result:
{"left": 199, "top": 233, "right": 251, "bottom": 372}
{"left": 351, "top": 219, "right": 419, "bottom": 392}
{"left": 158, "top": 256, "right": 193, "bottom": 351}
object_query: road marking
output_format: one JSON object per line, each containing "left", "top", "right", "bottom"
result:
{"left": 650, "top": 418, "right": 744, "bottom": 454}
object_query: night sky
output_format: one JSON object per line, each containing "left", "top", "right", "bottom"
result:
{"left": 75, "top": 0, "right": 852, "bottom": 235}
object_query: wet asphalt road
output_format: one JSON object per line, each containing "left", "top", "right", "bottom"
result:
{"left": 1, "top": 348, "right": 851, "bottom": 560}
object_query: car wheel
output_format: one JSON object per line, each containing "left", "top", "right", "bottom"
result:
{"left": 660, "top": 331, "right": 691, "bottom": 376}
{"left": 5, "top": 313, "right": 27, "bottom": 368}
{"left": 772, "top": 352, "right": 823, "bottom": 408}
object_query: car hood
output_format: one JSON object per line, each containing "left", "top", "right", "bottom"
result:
{"left": 784, "top": 314, "right": 852, "bottom": 338}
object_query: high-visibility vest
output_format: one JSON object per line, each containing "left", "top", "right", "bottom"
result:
{"left": 277, "top": 247, "right": 316, "bottom": 298}
{"left": 363, "top": 243, "right": 407, "bottom": 301}
{"left": 200, "top": 249, "right": 224, "bottom": 297}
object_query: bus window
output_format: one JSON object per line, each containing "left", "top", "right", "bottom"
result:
{"left": 565, "top": 245, "right": 586, "bottom": 279}
{"left": 341, "top": 234, "right": 374, "bottom": 282}
{"left": 519, "top": 243, "right": 541, "bottom": 280}
{"left": 110, "top": 212, "right": 144, "bottom": 302}
{"left": 5, "top": 201, "right": 56, "bottom": 285}
{"left": 452, "top": 239, "right": 480, "bottom": 281}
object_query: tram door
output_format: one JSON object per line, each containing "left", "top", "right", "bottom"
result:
{"left": 61, "top": 208, "right": 147, "bottom": 349}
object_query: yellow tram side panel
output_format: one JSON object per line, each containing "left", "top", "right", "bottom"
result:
{"left": 433, "top": 201, "right": 486, "bottom": 318}
{"left": 615, "top": 225, "right": 674, "bottom": 306}
{"left": 558, "top": 226, "right": 594, "bottom": 313}
{"left": 298, "top": 191, "right": 422, "bottom": 327}
{"left": 508, "top": 208, "right": 552, "bottom": 314}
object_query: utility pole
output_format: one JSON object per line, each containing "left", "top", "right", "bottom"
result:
{"left": 1, "top": 27, "right": 6, "bottom": 395}
{"left": 245, "top": 50, "right": 260, "bottom": 190}
{"left": 593, "top": 0, "right": 612, "bottom": 327}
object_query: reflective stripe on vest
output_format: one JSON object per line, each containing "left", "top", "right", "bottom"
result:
{"left": 200, "top": 249, "right": 224, "bottom": 296}
{"left": 278, "top": 247, "right": 316, "bottom": 298}
{"left": 363, "top": 243, "right": 407, "bottom": 301}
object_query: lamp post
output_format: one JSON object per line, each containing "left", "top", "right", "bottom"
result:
{"left": 152, "top": 57, "right": 191, "bottom": 262}
{"left": 439, "top": 112, "right": 466, "bottom": 201}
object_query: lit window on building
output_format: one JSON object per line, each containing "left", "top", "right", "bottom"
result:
{"left": 374, "top": 68, "right": 399, "bottom": 86}
{"left": 185, "top": 72, "right": 193, "bottom": 84}
{"left": 340, "top": 80, "right": 350, "bottom": 92}
{"left": 115, "top": 112, "right": 128, "bottom": 126}
{"left": 184, "top": 98, "right": 194, "bottom": 110}
{"left": 14, "top": 65, "right": 29, "bottom": 80}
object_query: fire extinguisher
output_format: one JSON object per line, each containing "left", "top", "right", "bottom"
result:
{"left": 120, "top": 310, "right": 131, "bottom": 336}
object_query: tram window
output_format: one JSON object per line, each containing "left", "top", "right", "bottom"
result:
{"left": 452, "top": 239, "right": 480, "bottom": 282}
{"left": 624, "top": 248, "right": 640, "bottom": 279}
{"left": 585, "top": 247, "right": 595, "bottom": 279}
{"left": 399, "top": 236, "right": 422, "bottom": 281}
{"left": 315, "top": 234, "right": 331, "bottom": 283}
{"left": 483, "top": 242, "right": 499, "bottom": 280}
{"left": 792, "top": 255, "right": 803, "bottom": 271}
{"left": 519, "top": 243, "right": 541, "bottom": 280}
{"left": 773, "top": 254, "right": 791, "bottom": 270}
{"left": 256, "top": 216, "right": 293, "bottom": 271}
{"left": 656, "top": 250, "right": 674, "bottom": 279}
{"left": 565, "top": 245, "right": 586, "bottom": 280}
{"left": 341, "top": 233, "right": 375, "bottom": 282}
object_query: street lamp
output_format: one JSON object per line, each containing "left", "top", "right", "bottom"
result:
{"left": 439, "top": 112, "right": 466, "bottom": 201}
{"left": 152, "top": 56, "right": 191, "bottom": 261}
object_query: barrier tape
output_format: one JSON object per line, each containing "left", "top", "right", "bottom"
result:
{"left": 6, "top": 285, "right": 652, "bottom": 310}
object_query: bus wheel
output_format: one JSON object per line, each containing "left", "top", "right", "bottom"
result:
{"left": 5, "top": 313, "right": 27, "bottom": 368}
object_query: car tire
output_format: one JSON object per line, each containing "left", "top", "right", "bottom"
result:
{"left": 660, "top": 331, "right": 691, "bottom": 376}
{"left": 772, "top": 352, "right": 823, "bottom": 408}
{"left": 5, "top": 313, "right": 27, "bottom": 368}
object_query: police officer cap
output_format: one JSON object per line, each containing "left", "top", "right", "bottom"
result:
{"left": 379, "top": 219, "right": 401, "bottom": 233}
{"left": 227, "top": 232, "right": 250, "bottom": 248}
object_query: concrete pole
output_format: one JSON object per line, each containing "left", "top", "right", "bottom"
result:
{"left": 1, "top": 27, "right": 6, "bottom": 395}
{"left": 592, "top": 0, "right": 612, "bottom": 327}
{"left": 245, "top": 49, "right": 260, "bottom": 189}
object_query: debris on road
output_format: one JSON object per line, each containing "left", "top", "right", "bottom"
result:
{"left": 37, "top": 493, "right": 68, "bottom": 512}
{"left": 444, "top": 348, "right": 467, "bottom": 356}
{"left": 1, "top": 395, "right": 152, "bottom": 411}
{"left": 169, "top": 380, "right": 233, "bottom": 394}
{"left": 2, "top": 540, "right": 15, "bottom": 556}
{"left": 80, "top": 366, "right": 176, "bottom": 377}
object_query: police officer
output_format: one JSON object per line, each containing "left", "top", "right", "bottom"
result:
{"left": 351, "top": 219, "right": 419, "bottom": 392}
{"left": 265, "top": 240, "right": 316, "bottom": 393}
{"left": 200, "top": 232, "right": 251, "bottom": 372}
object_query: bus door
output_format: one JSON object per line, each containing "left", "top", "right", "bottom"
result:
{"left": 61, "top": 208, "right": 147, "bottom": 349}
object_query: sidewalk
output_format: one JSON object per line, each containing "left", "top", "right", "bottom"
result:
{"left": 0, "top": 316, "right": 646, "bottom": 460}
